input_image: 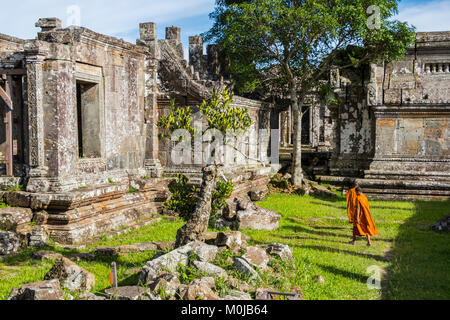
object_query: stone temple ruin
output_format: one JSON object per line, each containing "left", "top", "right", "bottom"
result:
{"left": 0, "top": 18, "right": 271, "bottom": 244}
{"left": 278, "top": 32, "right": 450, "bottom": 200}
{"left": 0, "top": 18, "right": 449, "bottom": 245}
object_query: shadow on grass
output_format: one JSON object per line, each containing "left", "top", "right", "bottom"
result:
{"left": 299, "top": 245, "right": 388, "bottom": 263}
{"left": 280, "top": 225, "right": 351, "bottom": 240}
{"left": 309, "top": 194, "right": 346, "bottom": 203}
{"left": 383, "top": 199, "right": 450, "bottom": 300}
{"left": 315, "top": 263, "right": 368, "bottom": 283}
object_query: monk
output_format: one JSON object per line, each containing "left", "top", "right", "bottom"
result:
{"left": 346, "top": 182, "right": 359, "bottom": 224}
{"left": 351, "top": 187, "right": 379, "bottom": 246}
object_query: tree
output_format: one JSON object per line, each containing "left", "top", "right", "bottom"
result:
{"left": 205, "top": 0, "right": 416, "bottom": 186}
{"left": 157, "top": 90, "right": 253, "bottom": 247}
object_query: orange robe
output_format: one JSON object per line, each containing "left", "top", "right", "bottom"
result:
{"left": 346, "top": 187, "right": 357, "bottom": 224}
{"left": 353, "top": 194, "right": 379, "bottom": 237}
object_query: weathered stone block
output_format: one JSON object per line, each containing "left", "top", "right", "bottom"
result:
{"left": 0, "top": 231, "right": 21, "bottom": 255}
{"left": 7, "top": 279, "right": 64, "bottom": 300}
{"left": 192, "top": 261, "right": 228, "bottom": 280}
{"left": 29, "top": 227, "right": 48, "bottom": 248}
{"left": 236, "top": 207, "right": 281, "bottom": 231}
{"left": 242, "top": 246, "right": 270, "bottom": 269}
{"left": 44, "top": 257, "right": 96, "bottom": 292}
{"left": 105, "top": 286, "right": 148, "bottom": 300}
{"left": 0, "top": 208, "right": 33, "bottom": 232}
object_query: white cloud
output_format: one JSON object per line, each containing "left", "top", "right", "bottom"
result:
{"left": 395, "top": 0, "right": 450, "bottom": 31}
{"left": 0, "top": 0, "right": 215, "bottom": 41}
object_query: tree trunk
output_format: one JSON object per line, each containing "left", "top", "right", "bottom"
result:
{"left": 290, "top": 86, "right": 304, "bottom": 186}
{"left": 175, "top": 165, "right": 218, "bottom": 248}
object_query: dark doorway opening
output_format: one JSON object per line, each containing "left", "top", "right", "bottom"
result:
{"left": 76, "top": 81, "right": 101, "bottom": 159}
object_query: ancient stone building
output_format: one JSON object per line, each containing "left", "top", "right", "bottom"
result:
{"left": 279, "top": 32, "right": 450, "bottom": 200}
{"left": 0, "top": 18, "right": 271, "bottom": 244}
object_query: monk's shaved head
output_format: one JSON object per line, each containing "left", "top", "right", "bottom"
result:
{"left": 355, "top": 187, "right": 362, "bottom": 194}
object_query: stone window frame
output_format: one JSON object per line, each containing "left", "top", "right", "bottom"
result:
{"left": 74, "top": 63, "right": 106, "bottom": 165}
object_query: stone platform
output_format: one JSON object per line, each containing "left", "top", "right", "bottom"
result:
{"left": 1, "top": 168, "right": 271, "bottom": 244}
{"left": 316, "top": 175, "right": 450, "bottom": 201}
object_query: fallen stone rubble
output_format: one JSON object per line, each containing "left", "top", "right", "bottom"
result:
{"left": 6, "top": 230, "right": 299, "bottom": 300}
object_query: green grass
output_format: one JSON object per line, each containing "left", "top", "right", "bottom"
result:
{"left": 254, "top": 193, "right": 450, "bottom": 300}
{"left": 0, "top": 194, "right": 449, "bottom": 300}
{"left": 0, "top": 217, "right": 184, "bottom": 300}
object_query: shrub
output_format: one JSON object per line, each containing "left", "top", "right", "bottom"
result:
{"left": 209, "top": 177, "right": 234, "bottom": 228}
{"left": 163, "top": 174, "right": 234, "bottom": 227}
{"left": 163, "top": 175, "right": 199, "bottom": 221}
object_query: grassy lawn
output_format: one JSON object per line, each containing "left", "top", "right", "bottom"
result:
{"left": 0, "top": 193, "right": 449, "bottom": 300}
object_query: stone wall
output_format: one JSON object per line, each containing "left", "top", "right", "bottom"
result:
{"left": 21, "top": 20, "right": 149, "bottom": 192}
{"left": 0, "top": 19, "right": 274, "bottom": 244}
{"left": 365, "top": 32, "right": 450, "bottom": 181}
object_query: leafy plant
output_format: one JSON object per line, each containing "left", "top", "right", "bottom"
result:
{"left": 6, "top": 184, "right": 25, "bottom": 192}
{"left": 176, "top": 264, "right": 207, "bottom": 285}
{"left": 162, "top": 175, "right": 199, "bottom": 221}
{"left": 210, "top": 177, "right": 234, "bottom": 228}
{"left": 162, "top": 174, "right": 234, "bottom": 226}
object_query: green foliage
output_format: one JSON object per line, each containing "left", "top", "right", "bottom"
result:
{"left": 214, "top": 276, "right": 230, "bottom": 297}
{"left": 210, "top": 177, "right": 234, "bottom": 228}
{"left": 200, "top": 90, "right": 253, "bottom": 136}
{"left": 108, "top": 178, "right": 117, "bottom": 184}
{"left": 177, "top": 263, "right": 208, "bottom": 285}
{"left": 1, "top": 197, "right": 449, "bottom": 300}
{"left": 157, "top": 90, "right": 253, "bottom": 144}
{"left": 128, "top": 186, "right": 138, "bottom": 193}
{"left": 157, "top": 99, "right": 195, "bottom": 139}
{"left": 78, "top": 185, "right": 90, "bottom": 190}
{"left": 269, "top": 174, "right": 291, "bottom": 190}
{"left": 205, "top": 0, "right": 416, "bottom": 99}
{"left": 163, "top": 175, "right": 199, "bottom": 221}
{"left": 6, "top": 184, "right": 25, "bottom": 192}
{"left": 163, "top": 174, "right": 234, "bottom": 227}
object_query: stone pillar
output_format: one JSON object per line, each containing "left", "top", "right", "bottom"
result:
{"left": 139, "top": 22, "right": 157, "bottom": 41}
{"left": 24, "top": 41, "right": 50, "bottom": 192}
{"left": 166, "top": 26, "right": 181, "bottom": 42}
{"left": 35, "top": 18, "right": 61, "bottom": 32}
{"left": 165, "top": 26, "right": 184, "bottom": 59}
{"left": 138, "top": 23, "right": 162, "bottom": 178}
{"left": 206, "top": 45, "right": 220, "bottom": 80}
{"left": 189, "top": 36, "right": 204, "bottom": 76}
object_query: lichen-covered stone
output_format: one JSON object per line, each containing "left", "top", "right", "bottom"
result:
{"left": 44, "top": 257, "right": 96, "bottom": 292}
{"left": 0, "top": 208, "right": 33, "bottom": 232}
{"left": 236, "top": 207, "right": 281, "bottom": 231}
{"left": 242, "top": 246, "right": 270, "bottom": 269}
{"left": 7, "top": 279, "right": 64, "bottom": 300}
{"left": 105, "top": 286, "right": 148, "bottom": 300}
{"left": 182, "top": 277, "right": 218, "bottom": 301}
{"left": 233, "top": 257, "right": 261, "bottom": 282}
{"left": 192, "top": 261, "right": 228, "bottom": 280}
{"left": 0, "top": 231, "right": 21, "bottom": 256}
{"left": 140, "top": 241, "right": 203, "bottom": 284}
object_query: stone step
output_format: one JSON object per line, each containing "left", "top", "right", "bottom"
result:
{"left": 316, "top": 175, "right": 450, "bottom": 200}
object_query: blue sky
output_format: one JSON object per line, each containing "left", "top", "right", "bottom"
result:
{"left": 1, "top": 0, "right": 449, "bottom": 59}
